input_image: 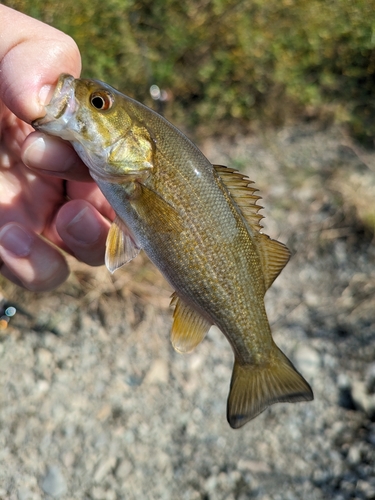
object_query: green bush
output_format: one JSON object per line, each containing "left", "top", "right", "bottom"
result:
{"left": 4, "top": 0, "right": 375, "bottom": 142}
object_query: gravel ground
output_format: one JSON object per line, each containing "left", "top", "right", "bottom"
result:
{"left": 1, "top": 124, "right": 375, "bottom": 499}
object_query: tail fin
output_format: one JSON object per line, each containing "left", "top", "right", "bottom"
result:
{"left": 227, "top": 345, "right": 313, "bottom": 429}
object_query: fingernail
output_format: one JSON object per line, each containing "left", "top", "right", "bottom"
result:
{"left": 23, "top": 137, "right": 46, "bottom": 168}
{"left": 0, "top": 225, "right": 33, "bottom": 257}
{"left": 39, "top": 84, "right": 55, "bottom": 106}
{"left": 66, "top": 207, "right": 101, "bottom": 244}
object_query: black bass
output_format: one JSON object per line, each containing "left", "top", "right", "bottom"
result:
{"left": 33, "top": 74, "right": 313, "bottom": 428}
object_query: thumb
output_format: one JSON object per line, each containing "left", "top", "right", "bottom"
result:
{"left": 0, "top": 5, "right": 81, "bottom": 123}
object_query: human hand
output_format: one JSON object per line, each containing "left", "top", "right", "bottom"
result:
{"left": 0, "top": 5, "right": 114, "bottom": 292}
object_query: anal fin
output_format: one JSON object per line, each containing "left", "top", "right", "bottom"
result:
{"left": 170, "top": 292, "right": 212, "bottom": 353}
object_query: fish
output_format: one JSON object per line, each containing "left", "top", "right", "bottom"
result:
{"left": 33, "top": 74, "right": 313, "bottom": 428}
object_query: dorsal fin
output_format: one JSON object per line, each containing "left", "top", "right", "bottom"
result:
{"left": 255, "top": 233, "right": 291, "bottom": 290}
{"left": 213, "top": 164, "right": 264, "bottom": 231}
{"left": 213, "top": 164, "right": 290, "bottom": 289}
{"left": 170, "top": 292, "right": 212, "bottom": 353}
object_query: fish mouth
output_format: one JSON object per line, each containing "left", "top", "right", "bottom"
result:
{"left": 32, "top": 74, "right": 78, "bottom": 135}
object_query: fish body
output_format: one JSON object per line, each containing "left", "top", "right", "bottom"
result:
{"left": 33, "top": 74, "right": 313, "bottom": 428}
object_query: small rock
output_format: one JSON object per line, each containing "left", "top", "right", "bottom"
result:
{"left": 41, "top": 465, "right": 67, "bottom": 497}
{"left": 96, "top": 404, "right": 112, "bottom": 422}
{"left": 94, "top": 456, "right": 116, "bottom": 483}
{"left": 91, "top": 486, "right": 116, "bottom": 500}
{"left": 356, "top": 479, "right": 375, "bottom": 499}
{"left": 204, "top": 475, "right": 217, "bottom": 492}
{"left": 143, "top": 359, "right": 169, "bottom": 384}
{"left": 352, "top": 379, "right": 375, "bottom": 419}
{"left": 238, "top": 459, "right": 271, "bottom": 473}
{"left": 339, "top": 480, "right": 355, "bottom": 496}
{"left": 115, "top": 459, "right": 133, "bottom": 480}
{"left": 294, "top": 345, "right": 320, "bottom": 377}
{"left": 347, "top": 444, "right": 361, "bottom": 466}
{"left": 36, "top": 348, "right": 53, "bottom": 368}
{"left": 304, "top": 291, "right": 320, "bottom": 307}
{"left": 313, "top": 468, "right": 331, "bottom": 485}
{"left": 62, "top": 451, "right": 75, "bottom": 468}
{"left": 36, "top": 380, "right": 49, "bottom": 393}
{"left": 17, "top": 488, "right": 33, "bottom": 500}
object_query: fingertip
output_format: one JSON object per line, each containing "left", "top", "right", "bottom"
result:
{"left": 56, "top": 201, "right": 110, "bottom": 266}
{"left": 22, "top": 132, "right": 92, "bottom": 181}
{"left": 0, "top": 223, "right": 69, "bottom": 292}
{"left": 0, "top": 5, "right": 81, "bottom": 122}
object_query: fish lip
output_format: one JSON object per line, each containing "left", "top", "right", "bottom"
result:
{"left": 32, "top": 74, "right": 77, "bottom": 132}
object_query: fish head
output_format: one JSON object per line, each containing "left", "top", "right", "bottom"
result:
{"left": 33, "top": 74, "right": 154, "bottom": 181}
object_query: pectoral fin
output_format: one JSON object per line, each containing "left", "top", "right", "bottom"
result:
{"left": 170, "top": 293, "right": 212, "bottom": 353}
{"left": 131, "top": 184, "right": 185, "bottom": 236}
{"left": 105, "top": 216, "right": 141, "bottom": 273}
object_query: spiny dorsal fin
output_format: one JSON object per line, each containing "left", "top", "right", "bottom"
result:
{"left": 255, "top": 233, "right": 291, "bottom": 290}
{"left": 213, "top": 164, "right": 264, "bottom": 231}
{"left": 105, "top": 216, "right": 141, "bottom": 273}
{"left": 170, "top": 292, "right": 212, "bottom": 353}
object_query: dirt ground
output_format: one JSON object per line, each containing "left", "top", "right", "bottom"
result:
{"left": 1, "top": 124, "right": 375, "bottom": 499}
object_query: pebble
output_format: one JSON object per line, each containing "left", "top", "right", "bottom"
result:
{"left": 356, "top": 480, "right": 375, "bottom": 499}
{"left": 41, "top": 466, "right": 67, "bottom": 497}
{"left": 352, "top": 380, "right": 375, "bottom": 419}
{"left": 347, "top": 444, "right": 361, "bottom": 466}
{"left": 339, "top": 480, "right": 355, "bottom": 496}
{"left": 94, "top": 457, "right": 117, "bottom": 483}
{"left": 115, "top": 459, "right": 133, "bottom": 480}
{"left": 91, "top": 486, "right": 116, "bottom": 500}
{"left": 143, "top": 359, "right": 169, "bottom": 384}
{"left": 36, "top": 348, "right": 53, "bottom": 368}
{"left": 204, "top": 475, "right": 217, "bottom": 492}
{"left": 313, "top": 469, "right": 331, "bottom": 485}
{"left": 17, "top": 488, "right": 35, "bottom": 500}
{"left": 294, "top": 345, "right": 320, "bottom": 377}
{"left": 238, "top": 460, "right": 271, "bottom": 473}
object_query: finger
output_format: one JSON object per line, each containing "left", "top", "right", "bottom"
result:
{"left": 67, "top": 182, "right": 116, "bottom": 220}
{"left": 55, "top": 200, "right": 110, "bottom": 267}
{"left": 22, "top": 132, "right": 93, "bottom": 182}
{"left": 0, "top": 223, "right": 69, "bottom": 292}
{"left": 0, "top": 5, "right": 81, "bottom": 123}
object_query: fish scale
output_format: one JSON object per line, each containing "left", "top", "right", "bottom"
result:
{"left": 33, "top": 74, "right": 313, "bottom": 428}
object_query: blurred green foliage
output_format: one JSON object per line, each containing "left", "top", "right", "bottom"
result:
{"left": 4, "top": 0, "right": 375, "bottom": 142}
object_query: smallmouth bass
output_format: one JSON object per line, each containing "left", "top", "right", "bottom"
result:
{"left": 33, "top": 74, "right": 313, "bottom": 428}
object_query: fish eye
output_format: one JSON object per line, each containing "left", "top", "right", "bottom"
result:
{"left": 90, "top": 91, "right": 113, "bottom": 111}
